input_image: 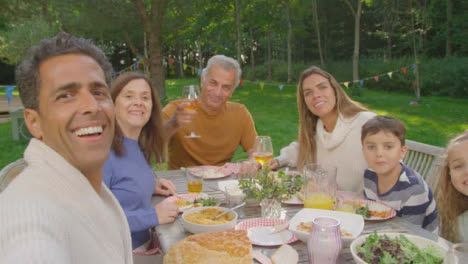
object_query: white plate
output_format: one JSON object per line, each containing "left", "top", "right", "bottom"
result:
{"left": 350, "top": 233, "right": 449, "bottom": 264}
{"left": 247, "top": 226, "right": 293, "bottom": 246}
{"left": 235, "top": 218, "right": 298, "bottom": 246}
{"left": 289, "top": 208, "right": 364, "bottom": 246}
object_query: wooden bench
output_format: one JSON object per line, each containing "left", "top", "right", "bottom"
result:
{"left": 403, "top": 139, "right": 446, "bottom": 194}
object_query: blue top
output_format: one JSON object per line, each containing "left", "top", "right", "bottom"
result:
{"left": 103, "top": 137, "right": 158, "bottom": 249}
{"left": 363, "top": 163, "right": 438, "bottom": 233}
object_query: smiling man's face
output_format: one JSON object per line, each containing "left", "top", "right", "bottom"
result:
{"left": 25, "top": 54, "right": 115, "bottom": 176}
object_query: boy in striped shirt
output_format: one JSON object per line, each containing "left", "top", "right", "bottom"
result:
{"left": 361, "top": 115, "right": 438, "bottom": 232}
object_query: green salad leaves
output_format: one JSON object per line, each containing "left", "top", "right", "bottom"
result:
{"left": 356, "top": 231, "right": 444, "bottom": 264}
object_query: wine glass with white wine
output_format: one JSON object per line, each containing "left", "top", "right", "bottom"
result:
{"left": 252, "top": 136, "right": 273, "bottom": 167}
{"left": 181, "top": 85, "right": 201, "bottom": 138}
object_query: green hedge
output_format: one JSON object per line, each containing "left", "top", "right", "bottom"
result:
{"left": 242, "top": 57, "right": 468, "bottom": 99}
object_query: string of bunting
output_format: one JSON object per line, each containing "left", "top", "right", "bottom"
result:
{"left": 114, "top": 57, "right": 417, "bottom": 91}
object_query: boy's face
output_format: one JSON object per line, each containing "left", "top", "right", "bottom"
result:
{"left": 448, "top": 139, "right": 468, "bottom": 196}
{"left": 362, "top": 130, "right": 407, "bottom": 178}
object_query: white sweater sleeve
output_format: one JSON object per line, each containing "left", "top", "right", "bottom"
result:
{"left": 275, "top": 141, "right": 299, "bottom": 167}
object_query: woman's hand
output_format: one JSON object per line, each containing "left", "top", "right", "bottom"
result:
{"left": 154, "top": 178, "right": 176, "bottom": 196}
{"left": 269, "top": 159, "right": 280, "bottom": 170}
{"left": 155, "top": 198, "right": 178, "bottom": 224}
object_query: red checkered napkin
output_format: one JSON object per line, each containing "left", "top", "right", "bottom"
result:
{"left": 357, "top": 199, "right": 397, "bottom": 220}
{"left": 235, "top": 218, "right": 298, "bottom": 245}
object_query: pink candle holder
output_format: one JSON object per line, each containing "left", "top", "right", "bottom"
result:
{"left": 307, "top": 216, "right": 342, "bottom": 264}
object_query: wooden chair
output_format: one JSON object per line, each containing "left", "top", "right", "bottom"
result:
{"left": 403, "top": 139, "right": 445, "bottom": 193}
{"left": 0, "top": 158, "right": 27, "bottom": 193}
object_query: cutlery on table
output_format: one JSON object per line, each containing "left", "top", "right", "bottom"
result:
{"left": 270, "top": 222, "right": 289, "bottom": 234}
{"left": 211, "top": 202, "right": 246, "bottom": 221}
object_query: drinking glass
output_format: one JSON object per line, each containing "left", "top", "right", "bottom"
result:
{"left": 307, "top": 216, "right": 342, "bottom": 264}
{"left": 444, "top": 243, "right": 468, "bottom": 264}
{"left": 181, "top": 85, "right": 201, "bottom": 138}
{"left": 185, "top": 167, "right": 203, "bottom": 193}
{"left": 252, "top": 136, "right": 273, "bottom": 167}
{"left": 303, "top": 164, "right": 337, "bottom": 210}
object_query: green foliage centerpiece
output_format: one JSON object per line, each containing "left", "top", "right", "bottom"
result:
{"left": 238, "top": 167, "right": 302, "bottom": 218}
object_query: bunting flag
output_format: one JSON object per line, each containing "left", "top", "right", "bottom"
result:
{"left": 168, "top": 58, "right": 174, "bottom": 67}
{"left": 279, "top": 84, "right": 284, "bottom": 90}
{"left": 183, "top": 64, "right": 188, "bottom": 70}
{"left": 259, "top": 82, "right": 265, "bottom": 90}
{"left": 359, "top": 80, "right": 364, "bottom": 87}
{"left": 387, "top": 72, "right": 393, "bottom": 78}
{"left": 344, "top": 82, "right": 350, "bottom": 88}
{"left": 411, "top": 64, "right": 416, "bottom": 71}
{"left": 6, "top": 86, "right": 14, "bottom": 106}
{"left": 136, "top": 61, "right": 139, "bottom": 69}
{"left": 239, "top": 79, "right": 244, "bottom": 87}
{"left": 197, "top": 68, "right": 202, "bottom": 76}
{"left": 401, "top": 67, "right": 407, "bottom": 75}
{"left": 374, "top": 76, "right": 380, "bottom": 82}
{"left": 413, "top": 81, "right": 418, "bottom": 87}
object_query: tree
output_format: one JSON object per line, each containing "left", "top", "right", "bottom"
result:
{"left": 311, "top": 0, "right": 324, "bottom": 67}
{"left": 343, "top": 0, "right": 363, "bottom": 82}
{"left": 446, "top": 0, "right": 452, "bottom": 56}
{"left": 132, "top": 0, "right": 169, "bottom": 101}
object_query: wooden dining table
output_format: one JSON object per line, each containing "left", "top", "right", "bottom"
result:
{"left": 153, "top": 169, "right": 451, "bottom": 263}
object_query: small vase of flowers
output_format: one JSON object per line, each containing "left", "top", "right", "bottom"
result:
{"left": 239, "top": 168, "right": 302, "bottom": 218}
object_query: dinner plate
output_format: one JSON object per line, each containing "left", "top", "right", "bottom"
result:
{"left": 357, "top": 199, "right": 397, "bottom": 221}
{"left": 167, "top": 193, "right": 209, "bottom": 212}
{"left": 235, "top": 218, "right": 297, "bottom": 246}
{"left": 289, "top": 208, "right": 364, "bottom": 246}
{"left": 189, "top": 164, "right": 238, "bottom": 179}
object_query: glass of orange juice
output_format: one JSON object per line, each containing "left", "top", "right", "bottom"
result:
{"left": 303, "top": 164, "right": 337, "bottom": 210}
{"left": 186, "top": 167, "right": 203, "bottom": 193}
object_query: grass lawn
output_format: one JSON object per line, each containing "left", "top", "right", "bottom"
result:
{"left": 1, "top": 78, "right": 467, "bottom": 168}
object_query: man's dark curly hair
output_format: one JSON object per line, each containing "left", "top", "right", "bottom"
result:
{"left": 15, "top": 32, "right": 113, "bottom": 110}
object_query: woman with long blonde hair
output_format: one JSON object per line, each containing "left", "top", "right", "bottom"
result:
{"left": 437, "top": 130, "right": 468, "bottom": 242}
{"left": 271, "top": 66, "right": 375, "bottom": 193}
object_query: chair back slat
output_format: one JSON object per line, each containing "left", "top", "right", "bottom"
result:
{"left": 0, "top": 158, "right": 27, "bottom": 193}
{"left": 403, "top": 140, "right": 445, "bottom": 192}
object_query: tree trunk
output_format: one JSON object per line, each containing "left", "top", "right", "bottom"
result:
{"left": 312, "top": 0, "right": 324, "bottom": 67}
{"left": 197, "top": 40, "right": 203, "bottom": 71}
{"left": 267, "top": 29, "right": 272, "bottom": 82}
{"left": 410, "top": 0, "right": 420, "bottom": 101}
{"left": 122, "top": 29, "right": 141, "bottom": 58}
{"left": 235, "top": 0, "right": 242, "bottom": 63}
{"left": 352, "top": 1, "right": 362, "bottom": 82}
{"left": 132, "top": 0, "right": 168, "bottom": 101}
{"left": 446, "top": 0, "right": 452, "bottom": 57}
{"left": 249, "top": 27, "right": 256, "bottom": 80}
{"left": 286, "top": 2, "right": 293, "bottom": 83}
{"left": 178, "top": 46, "right": 184, "bottom": 78}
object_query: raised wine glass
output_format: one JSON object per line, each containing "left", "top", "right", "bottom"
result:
{"left": 181, "top": 85, "right": 201, "bottom": 138}
{"left": 252, "top": 136, "right": 273, "bottom": 167}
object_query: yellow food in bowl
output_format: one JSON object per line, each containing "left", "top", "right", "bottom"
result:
{"left": 184, "top": 208, "right": 234, "bottom": 225}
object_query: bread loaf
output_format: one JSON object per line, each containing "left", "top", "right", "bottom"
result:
{"left": 163, "top": 230, "right": 252, "bottom": 264}
{"left": 271, "top": 244, "right": 298, "bottom": 264}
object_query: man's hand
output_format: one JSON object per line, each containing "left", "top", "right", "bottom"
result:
{"left": 155, "top": 198, "right": 179, "bottom": 224}
{"left": 154, "top": 178, "right": 176, "bottom": 196}
{"left": 165, "top": 101, "right": 197, "bottom": 138}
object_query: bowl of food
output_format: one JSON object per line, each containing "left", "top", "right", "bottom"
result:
{"left": 350, "top": 232, "right": 448, "bottom": 264}
{"left": 289, "top": 208, "right": 364, "bottom": 246}
{"left": 181, "top": 206, "right": 238, "bottom": 234}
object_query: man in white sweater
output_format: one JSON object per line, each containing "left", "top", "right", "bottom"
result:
{"left": 0, "top": 32, "right": 133, "bottom": 263}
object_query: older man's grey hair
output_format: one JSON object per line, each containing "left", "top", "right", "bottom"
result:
{"left": 201, "top": 55, "right": 242, "bottom": 88}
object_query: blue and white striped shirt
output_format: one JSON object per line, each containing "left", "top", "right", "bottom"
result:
{"left": 363, "top": 163, "right": 438, "bottom": 233}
